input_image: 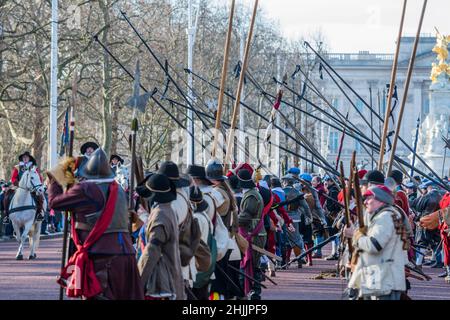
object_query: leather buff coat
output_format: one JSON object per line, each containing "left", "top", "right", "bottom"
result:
{"left": 348, "top": 205, "right": 408, "bottom": 297}
{"left": 138, "top": 203, "right": 186, "bottom": 300}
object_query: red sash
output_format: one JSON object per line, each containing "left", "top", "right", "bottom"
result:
{"left": 58, "top": 181, "right": 119, "bottom": 298}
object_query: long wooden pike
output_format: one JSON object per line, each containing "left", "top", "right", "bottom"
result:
{"left": 339, "top": 161, "right": 353, "bottom": 257}
{"left": 251, "top": 244, "right": 282, "bottom": 262}
{"left": 378, "top": 0, "right": 408, "bottom": 171}
{"left": 211, "top": 0, "right": 235, "bottom": 159}
{"left": 224, "top": 0, "right": 258, "bottom": 166}
{"left": 351, "top": 151, "right": 366, "bottom": 268}
{"left": 387, "top": 0, "right": 427, "bottom": 175}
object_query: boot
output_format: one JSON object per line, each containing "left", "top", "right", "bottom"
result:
{"left": 445, "top": 266, "right": 450, "bottom": 284}
{"left": 286, "top": 248, "right": 292, "bottom": 264}
{"left": 439, "top": 266, "right": 450, "bottom": 278}
{"left": 431, "top": 261, "right": 444, "bottom": 268}
{"left": 305, "top": 244, "right": 313, "bottom": 266}
{"left": 293, "top": 246, "right": 302, "bottom": 268}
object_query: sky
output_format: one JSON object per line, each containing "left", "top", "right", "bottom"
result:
{"left": 239, "top": 0, "right": 450, "bottom": 53}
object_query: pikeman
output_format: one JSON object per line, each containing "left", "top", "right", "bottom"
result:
{"left": 237, "top": 168, "right": 266, "bottom": 300}
{"left": 137, "top": 173, "right": 185, "bottom": 300}
{"left": 47, "top": 148, "right": 144, "bottom": 300}
{"left": 281, "top": 179, "right": 307, "bottom": 268}
{"left": 187, "top": 164, "right": 231, "bottom": 300}
{"left": 344, "top": 185, "right": 409, "bottom": 300}
{"left": 300, "top": 173, "right": 327, "bottom": 259}
{"left": 388, "top": 170, "right": 410, "bottom": 216}
{"left": 205, "top": 159, "right": 242, "bottom": 300}
{"left": 323, "top": 175, "right": 341, "bottom": 261}
{"left": 157, "top": 161, "right": 201, "bottom": 298}
{"left": 438, "top": 192, "right": 450, "bottom": 282}
{"left": 411, "top": 180, "right": 442, "bottom": 269}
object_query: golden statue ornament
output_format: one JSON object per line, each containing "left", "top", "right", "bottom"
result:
{"left": 430, "top": 28, "right": 450, "bottom": 83}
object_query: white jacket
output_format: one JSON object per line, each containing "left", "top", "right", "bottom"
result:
{"left": 348, "top": 206, "right": 408, "bottom": 296}
{"left": 172, "top": 188, "right": 197, "bottom": 286}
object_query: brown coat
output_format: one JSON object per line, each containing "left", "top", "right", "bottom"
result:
{"left": 138, "top": 203, "right": 186, "bottom": 300}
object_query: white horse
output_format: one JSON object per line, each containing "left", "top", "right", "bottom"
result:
{"left": 9, "top": 167, "right": 47, "bottom": 260}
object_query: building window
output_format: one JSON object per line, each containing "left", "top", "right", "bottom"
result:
{"left": 355, "top": 139, "right": 361, "bottom": 153}
{"left": 356, "top": 99, "right": 364, "bottom": 113}
{"left": 329, "top": 132, "right": 339, "bottom": 153}
{"left": 332, "top": 98, "right": 339, "bottom": 110}
{"left": 422, "top": 95, "right": 429, "bottom": 116}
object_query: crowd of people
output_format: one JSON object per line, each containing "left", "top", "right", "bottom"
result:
{"left": 3, "top": 140, "right": 450, "bottom": 301}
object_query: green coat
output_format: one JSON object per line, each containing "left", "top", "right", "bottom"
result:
{"left": 238, "top": 188, "right": 266, "bottom": 266}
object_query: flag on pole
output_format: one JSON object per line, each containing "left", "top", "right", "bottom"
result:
{"left": 59, "top": 107, "right": 69, "bottom": 157}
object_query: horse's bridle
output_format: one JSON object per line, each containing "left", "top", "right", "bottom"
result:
{"left": 19, "top": 169, "right": 43, "bottom": 193}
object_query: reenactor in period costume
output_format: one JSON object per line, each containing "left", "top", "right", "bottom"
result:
{"left": 282, "top": 181, "right": 306, "bottom": 268}
{"left": 47, "top": 148, "right": 143, "bottom": 300}
{"left": 345, "top": 185, "right": 409, "bottom": 300}
{"left": 5, "top": 151, "right": 44, "bottom": 223}
{"left": 137, "top": 173, "right": 185, "bottom": 300}
{"left": 109, "top": 154, "right": 124, "bottom": 175}
{"left": 412, "top": 180, "right": 442, "bottom": 268}
{"left": 205, "top": 159, "right": 242, "bottom": 300}
{"left": 388, "top": 170, "right": 410, "bottom": 216}
{"left": 324, "top": 175, "right": 341, "bottom": 260}
{"left": 187, "top": 164, "right": 231, "bottom": 300}
{"left": 75, "top": 141, "right": 99, "bottom": 178}
{"left": 237, "top": 168, "right": 266, "bottom": 300}
{"left": 158, "top": 161, "right": 201, "bottom": 297}
{"left": 438, "top": 192, "right": 450, "bottom": 282}
{"left": 301, "top": 173, "right": 327, "bottom": 259}
{"left": 189, "top": 186, "right": 214, "bottom": 300}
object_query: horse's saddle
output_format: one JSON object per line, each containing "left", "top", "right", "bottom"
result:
{"left": 6, "top": 189, "right": 44, "bottom": 218}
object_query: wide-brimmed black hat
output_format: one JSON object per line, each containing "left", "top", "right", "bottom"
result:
{"left": 189, "top": 186, "right": 209, "bottom": 212}
{"left": 145, "top": 173, "right": 176, "bottom": 204}
{"left": 80, "top": 141, "right": 99, "bottom": 155}
{"left": 158, "top": 161, "right": 190, "bottom": 188}
{"left": 18, "top": 151, "right": 36, "bottom": 165}
{"left": 136, "top": 172, "right": 154, "bottom": 198}
{"left": 237, "top": 169, "right": 255, "bottom": 189}
{"left": 360, "top": 170, "right": 385, "bottom": 185}
{"left": 110, "top": 154, "right": 124, "bottom": 164}
{"left": 186, "top": 164, "right": 207, "bottom": 179}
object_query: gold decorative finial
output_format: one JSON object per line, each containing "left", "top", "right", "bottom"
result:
{"left": 430, "top": 27, "right": 450, "bottom": 83}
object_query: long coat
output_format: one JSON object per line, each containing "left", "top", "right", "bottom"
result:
{"left": 348, "top": 205, "right": 408, "bottom": 297}
{"left": 138, "top": 202, "right": 186, "bottom": 300}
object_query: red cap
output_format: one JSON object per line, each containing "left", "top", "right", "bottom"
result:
{"left": 358, "top": 169, "right": 368, "bottom": 179}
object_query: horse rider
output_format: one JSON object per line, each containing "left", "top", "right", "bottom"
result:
{"left": 110, "top": 154, "right": 125, "bottom": 175}
{"left": 4, "top": 151, "right": 44, "bottom": 223}
{"left": 47, "top": 148, "right": 144, "bottom": 300}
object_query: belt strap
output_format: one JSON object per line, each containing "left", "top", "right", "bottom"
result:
{"left": 9, "top": 205, "right": 36, "bottom": 214}
{"left": 75, "top": 221, "right": 128, "bottom": 234}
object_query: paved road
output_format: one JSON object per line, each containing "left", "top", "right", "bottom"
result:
{"left": 1, "top": 236, "right": 449, "bottom": 300}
